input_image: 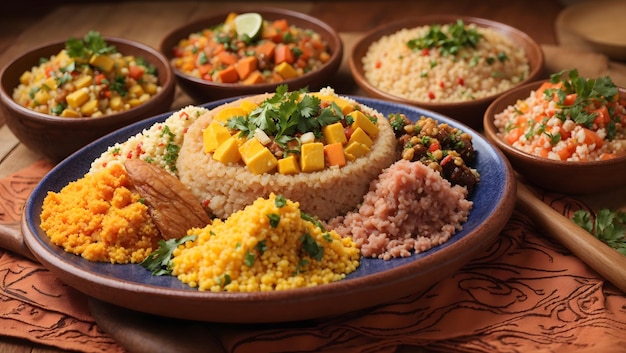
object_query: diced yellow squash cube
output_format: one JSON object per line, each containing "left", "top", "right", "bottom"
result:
{"left": 80, "top": 99, "right": 99, "bottom": 116}
{"left": 245, "top": 147, "right": 278, "bottom": 174}
{"left": 278, "top": 155, "right": 300, "bottom": 174}
{"left": 214, "top": 107, "right": 248, "bottom": 122}
{"left": 33, "top": 89, "right": 50, "bottom": 105}
{"left": 89, "top": 54, "right": 115, "bottom": 72}
{"left": 348, "top": 110, "right": 378, "bottom": 138}
{"left": 322, "top": 122, "right": 347, "bottom": 145}
{"left": 66, "top": 88, "right": 89, "bottom": 108}
{"left": 239, "top": 100, "right": 259, "bottom": 114}
{"left": 348, "top": 127, "right": 373, "bottom": 147}
{"left": 311, "top": 93, "right": 354, "bottom": 115}
{"left": 225, "top": 12, "right": 237, "bottom": 25}
{"left": 213, "top": 136, "right": 241, "bottom": 164}
{"left": 238, "top": 137, "right": 265, "bottom": 164}
{"left": 19, "top": 71, "right": 31, "bottom": 85}
{"left": 74, "top": 75, "right": 92, "bottom": 89}
{"left": 203, "top": 121, "right": 232, "bottom": 153}
{"left": 128, "top": 84, "right": 144, "bottom": 97}
{"left": 274, "top": 62, "right": 298, "bottom": 79}
{"left": 300, "top": 142, "right": 325, "bottom": 172}
{"left": 128, "top": 98, "right": 142, "bottom": 108}
{"left": 142, "top": 82, "right": 158, "bottom": 95}
{"left": 44, "top": 77, "right": 57, "bottom": 90}
{"left": 110, "top": 96, "right": 123, "bottom": 110}
{"left": 344, "top": 141, "right": 371, "bottom": 158}
{"left": 60, "top": 108, "right": 80, "bottom": 118}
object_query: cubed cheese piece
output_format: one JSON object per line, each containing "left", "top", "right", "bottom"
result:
{"left": 245, "top": 146, "right": 278, "bottom": 174}
{"left": 322, "top": 122, "right": 347, "bottom": 145}
{"left": 74, "top": 75, "right": 92, "bottom": 89}
{"left": 238, "top": 137, "right": 266, "bottom": 164}
{"left": 274, "top": 62, "right": 298, "bottom": 79}
{"left": 44, "top": 77, "right": 58, "bottom": 90}
{"left": 278, "top": 155, "right": 300, "bottom": 174}
{"left": 89, "top": 54, "right": 115, "bottom": 72}
{"left": 19, "top": 71, "right": 31, "bottom": 85}
{"left": 344, "top": 141, "right": 370, "bottom": 158}
{"left": 66, "top": 88, "right": 89, "bottom": 108}
{"left": 324, "top": 142, "right": 346, "bottom": 167}
{"left": 300, "top": 142, "right": 325, "bottom": 172}
{"left": 311, "top": 93, "right": 354, "bottom": 115}
{"left": 348, "top": 110, "right": 378, "bottom": 138}
{"left": 214, "top": 107, "right": 248, "bottom": 123}
{"left": 203, "top": 121, "right": 232, "bottom": 153}
{"left": 348, "top": 127, "right": 373, "bottom": 147}
{"left": 213, "top": 136, "right": 241, "bottom": 164}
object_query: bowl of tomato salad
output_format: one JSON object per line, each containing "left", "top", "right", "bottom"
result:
{"left": 159, "top": 8, "right": 343, "bottom": 103}
{"left": 484, "top": 69, "right": 626, "bottom": 194}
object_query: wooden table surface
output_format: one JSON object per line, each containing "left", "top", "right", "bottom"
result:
{"left": 0, "top": 1, "right": 565, "bottom": 352}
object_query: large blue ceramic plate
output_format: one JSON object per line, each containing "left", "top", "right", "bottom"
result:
{"left": 23, "top": 96, "right": 516, "bottom": 323}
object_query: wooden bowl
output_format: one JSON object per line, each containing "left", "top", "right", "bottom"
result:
{"left": 483, "top": 80, "right": 626, "bottom": 195}
{"left": 0, "top": 37, "right": 176, "bottom": 162}
{"left": 349, "top": 14, "right": 545, "bottom": 129}
{"left": 159, "top": 8, "right": 343, "bottom": 104}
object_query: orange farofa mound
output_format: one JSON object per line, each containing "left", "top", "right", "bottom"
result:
{"left": 40, "top": 163, "right": 160, "bottom": 263}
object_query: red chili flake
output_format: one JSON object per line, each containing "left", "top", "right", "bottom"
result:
{"left": 428, "top": 141, "right": 440, "bottom": 152}
{"left": 180, "top": 111, "right": 189, "bottom": 119}
{"left": 136, "top": 142, "right": 144, "bottom": 155}
{"left": 375, "top": 61, "right": 382, "bottom": 69}
{"left": 428, "top": 91, "right": 435, "bottom": 100}
{"left": 439, "top": 81, "right": 445, "bottom": 88}
{"left": 421, "top": 48, "right": 429, "bottom": 56}
{"left": 457, "top": 77, "right": 465, "bottom": 86}
{"left": 184, "top": 127, "right": 189, "bottom": 133}
{"left": 202, "top": 199, "right": 210, "bottom": 207}
{"left": 126, "top": 151, "right": 133, "bottom": 159}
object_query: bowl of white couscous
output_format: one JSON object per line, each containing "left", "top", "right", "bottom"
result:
{"left": 349, "top": 15, "right": 544, "bottom": 129}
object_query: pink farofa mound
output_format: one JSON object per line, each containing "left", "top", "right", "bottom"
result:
{"left": 329, "top": 159, "right": 473, "bottom": 260}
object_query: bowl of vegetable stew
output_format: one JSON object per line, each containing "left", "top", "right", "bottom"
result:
{"left": 159, "top": 7, "right": 343, "bottom": 103}
{"left": 483, "top": 71, "right": 626, "bottom": 195}
{"left": 349, "top": 14, "right": 544, "bottom": 129}
{"left": 0, "top": 32, "right": 176, "bottom": 162}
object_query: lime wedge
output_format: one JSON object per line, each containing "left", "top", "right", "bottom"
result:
{"left": 234, "top": 12, "right": 263, "bottom": 39}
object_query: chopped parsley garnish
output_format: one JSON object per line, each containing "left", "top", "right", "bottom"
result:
{"left": 244, "top": 250, "right": 256, "bottom": 266}
{"left": 407, "top": 19, "right": 483, "bottom": 56}
{"left": 572, "top": 208, "right": 626, "bottom": 256}
{"left": 388, "top": 113, "right": 406, "bottom": 132}
{"left": 255, "top": 240, "right": 268, "bottom": 255}
{"left": 140, "top": 234, "right": 197, "bottom": 275}
{"left": 300, "top": 211, "right": 325, "bottom": 232}
{"left": 301, "top": 232, "right": 324, "bottom": 261}
{"left": 110, "top": 75, "right": 128, "bottom": 96}
{"left": 274, "top": 195, "right": 287, "bottom": 207}
{"left": 160, "top": 125, "right": 179, "bottom": 171}
{"left": 267, "top": 213, "right": 281, "bottom": 228}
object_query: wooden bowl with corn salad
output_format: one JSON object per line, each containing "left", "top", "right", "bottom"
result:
{"left": 0, "top": 32, "right": 175, "bottom": 162}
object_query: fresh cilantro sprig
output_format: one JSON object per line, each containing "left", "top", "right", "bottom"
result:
{"left": 140, "top": 234, "right": 197, "bottom": 275}
{"left": 549, "top": 69, "right": 619, "bottom": 138}
{"left": 572, "top": 208, "right": 626, "bottom": 256}
{"left": 65, "top": 30, "right": 117, "bottom": 61}
{"left": 228, "top": 85, "right": 343, "bottom": 149}
{"left": 407, "top": 19, "right": 482, "bottom": 56}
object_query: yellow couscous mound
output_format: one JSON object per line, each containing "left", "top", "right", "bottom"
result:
{"left": 40, "top": 164, "right": 160, "bottom": 263}
{"left": 171, "top": 193, "right": 360, "bottom": 292}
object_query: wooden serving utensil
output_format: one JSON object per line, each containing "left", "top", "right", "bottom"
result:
{"left": 516, "top": 181, "right": 626, "bottom": 293}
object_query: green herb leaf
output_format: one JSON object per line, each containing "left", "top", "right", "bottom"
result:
{"left": 572, "top": 209, "right": 626, "bottom": 256}
{"left": 267, "top": 213, "right": 281, "bottom": 228}
{"left": 301, "top": 232, "right": 324, "bottom": 261}
{"left": 140, "top": 234, "right": 197, "bottom": 275}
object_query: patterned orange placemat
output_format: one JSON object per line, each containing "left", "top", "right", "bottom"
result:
{"left": 1, "top": 158, "right": 626, "bottom": 353}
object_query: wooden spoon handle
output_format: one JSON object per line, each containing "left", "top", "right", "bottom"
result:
{"left": 516, "top": 182, "right": 626, "bottom": 293}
